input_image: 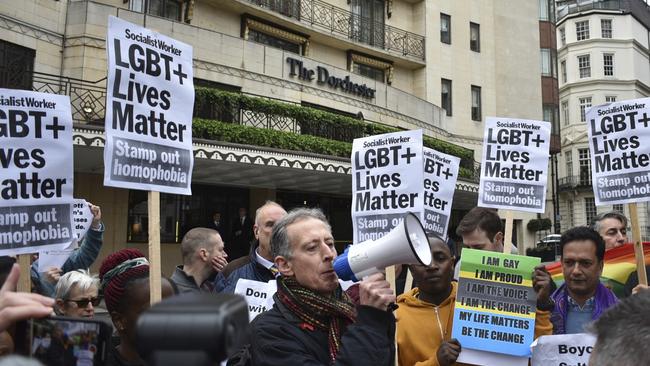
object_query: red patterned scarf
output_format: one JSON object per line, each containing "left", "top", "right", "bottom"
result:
{"left": 276, "top": 277, "right": 357, "bottom": 364}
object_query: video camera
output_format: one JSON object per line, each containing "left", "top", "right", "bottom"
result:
{"left": 136, "top": 292, "right": 249, "bottom": 366}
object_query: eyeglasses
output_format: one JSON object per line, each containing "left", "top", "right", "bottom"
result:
{"left": 65, "top": 297, "right": 101, "bottom": 308}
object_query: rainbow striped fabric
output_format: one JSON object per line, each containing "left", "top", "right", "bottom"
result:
{"left": 546, "top": 243, "right": 650, "bottom": 298}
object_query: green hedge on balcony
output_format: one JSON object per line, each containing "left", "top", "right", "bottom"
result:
{"left": 194, "top": 88, "right": 475, "bottom": 165}
{"left": 193, "top": 118, "right": 474, "bottom": 179}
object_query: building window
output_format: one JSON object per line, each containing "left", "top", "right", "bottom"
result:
{"left": 470, "top": 22, "right": 480, "bottom": 52}
{"left": 567, "top": 200, "right": 574, "bottom": 228}
{"left": 562, "top": 100, "right": 569, "bottom": 125}
{"left": 559, "top": 27, "right": 566, "bottom": 46}
{"left": 565, "top": 150, "right": 573, "bottom": 177}
{"left": 0, "top": 40, "right": 35, "bottom": 90}
{"left": 576, "top": 20, "right": 590, "bottom": 41}
{"left": 351, "top": 0, "right": 386, "bottom": 48}
{"left": 471, "top": 85, "right": 481, "bottom": 121}
{"left": 539, "top": 0, "right": 550, "bottom": 21}
{"left": 348, "top": 51, "right": 393, "bottom": 84}
{"left": 127, "top": 185, "right": 249, "bottom": 243}
{"left": 441, "top": 79, "right": 452, "bottom": 116}
{"left": 601, "top": 19, "right": 612, "bottom": 38}
{"left": 585, "top": 197, "right": 597, "bottom": 225}
{"left": 249, "top": 29, "right": 301, "bottom": 54}
{"left": 578, "top": 54, "right": 591, "bottom": 78}
{"left": 579, "top": 148, "right": 592, "bottom": 186}
{"left": 561, "top": 60, "right": 567, "bottom": 83}
{"left": 130, "top": 0, "right": 182, "bottom": 21}
{"left": 579, "top": 97, "right": 592, "bottom": 122}
{"left": 606, "top": 95, "right": 617, "bottom": 103}
{"left": 613, "top": 204, "right": 624, "bottom": 213}
{"left": 543, "top": 104, "right": 560, "bottom": 135}
{"left": 441, "top": 13, "right": 451, "bottom": 44}
{"left": 243, "top": 17, "right": 308, "bottom": 55}
{"left": 541, "top": 49, "right": 552, "bottom": 76}
{"left": 603, "top": 53, "right": 614, "bottom": 76}
{"left": 353, "top": 63, "right": 384, "bottom": 82}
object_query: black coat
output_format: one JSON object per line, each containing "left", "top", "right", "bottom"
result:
{"left": 247, "top": 295, "right": 395, "bottom": 366}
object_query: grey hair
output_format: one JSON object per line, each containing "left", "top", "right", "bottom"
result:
{"left": 270, "top": 208, "right": 330, "bottom": 259}
{"left": 180, "top": 227, "right": 221, "bottom": 265}
{"left": 255, "top": 200, "right": 284, "bottom": 226}
{"left": 591, "top": 211, "right": 628, "bottom": 232}
{"left": 589, "top": 291, "right": 650, "bottom": 366}
{"left": 54, "top": 269, "right": 99, "bottom": 300}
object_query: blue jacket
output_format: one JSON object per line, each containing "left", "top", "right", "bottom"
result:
{"left": 31, "top": 224, "right": 104, "bottom": 297}
{"left": 214, "top": 243, "right": 275, "bottom": 293}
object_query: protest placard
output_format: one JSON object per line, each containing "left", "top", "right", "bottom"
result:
{"left": 531, "top": 334, "right": 595, "bottom": 366}
{"left": 234, "top": 279, "right": 277, "bottom": 321}
{"left": 451, "top": 249, "right": 540, "bottom": 358}
{"left": 351, "top": 130, "right": 423, "bottom": 244}
{"left": 586, "top": 97, "right": 650, "bottom": 205}
{"left": 478, "top": 117, "right": 550, "bottom": 213}
{"left": 422, "top": 147, "right": 459, "bottom": 238}
{"left": 72, "top": 199, "right": 93, "bottom": 242}
{"left": 104, "top": 16, "right": 194, "bottom": 195}
{"left": 0, "top": 88, "right": 74, "bottom": 256}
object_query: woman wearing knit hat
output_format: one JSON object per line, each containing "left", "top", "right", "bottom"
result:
{"left": 99, "top": 249, "right": 175, "bottom": 366}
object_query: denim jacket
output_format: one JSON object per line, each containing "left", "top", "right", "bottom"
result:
{"left": 30, "top": 223, "right": 104, "bottom": 297}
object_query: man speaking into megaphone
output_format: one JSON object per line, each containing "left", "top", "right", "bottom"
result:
{"left": 245, "top": 208, "right": 398, "bottom": 366}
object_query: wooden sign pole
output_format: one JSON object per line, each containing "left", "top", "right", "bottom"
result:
{"left": 503, "top": 210, "right": 514, "bottom": 254}
{"left": 148, "top": 191, "right": 162, "bottom": 304}
{"left": 17, "top": 255, "right": 31, "bottom": 292}
{"left": 404, "top": 268, "right": 414, "bottom": 294}
{"left": 628, "top": 203, "right": 648, "bottom": 286}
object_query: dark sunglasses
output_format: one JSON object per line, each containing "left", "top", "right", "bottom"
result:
{"left": 65, "top": 297, "right": 101, "bottom": 307}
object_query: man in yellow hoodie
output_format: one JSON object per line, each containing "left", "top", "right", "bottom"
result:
{"left": 396, "top": 235, "right": 553, "bottom": 366}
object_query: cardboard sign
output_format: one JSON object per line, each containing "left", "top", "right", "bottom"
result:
{"left": 587, "top": 97, "right": 650, "bottom": 205}
{"left": 478, "top": 117, "right": 550, "bottom": 213}
{"left": 452, "top": 249, "right": 540, "bottom": 357}
{"left": 104, "top": 16, "right": 194, "bottom": 195}
{"left": 234, "top": 279, "right": 277, "bottom": 321}
{"left": 531, "top": 334, "right": 595, "bottom": 366}
{"left": 0, "top": 89, "right": 74, "bottom": 255}
{"left": 351, "top": 130, "right": 423, "bottom": 244}
{"left": 422, "top": 147, "right": 459, "bottom": 238}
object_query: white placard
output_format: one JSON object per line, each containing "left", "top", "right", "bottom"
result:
{"left": 0, "top": 88, "right": 74, "bottom": 256}
{"left": 457, "top": 348, "right": 529, "bottom": 366}
{"left": 531, "top": 334, "right": 595, "bottom": 366}
{"left": 234, "top": 279, "right": 277, "bottom": 321}
{"left": 104, "top": 16, "right": 194, "bottom": 195}
{"left": 478, "top": 117, "right": 550, "bottom": 213}
{"left": 72, "top": 199, "right": 94, "bottom": 241}
{"left": 587, "top": 97, "right": 650, "bottom": 205}
{"left": 38, "top": 248, "right": 75, "bottom": 272}
{"left": 351, "top": 130, "right": 423, "bottom": 244}
{"left": 422, "top": 147, "right": 459, "bottom": 238}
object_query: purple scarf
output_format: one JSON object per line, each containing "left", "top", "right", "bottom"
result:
{"left": 550, "top": 283, "right": 618, "bottom": 334}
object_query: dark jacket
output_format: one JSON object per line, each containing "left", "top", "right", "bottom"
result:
{"left": 214, "top": 244, "right": 275, "bottom": 293}
{"left": 247, "top": 293, "right": 395, "bottom": 366}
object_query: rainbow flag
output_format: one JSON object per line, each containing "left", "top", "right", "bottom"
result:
{"left": 546, "top": 243, "right": 650, "bottom": 298}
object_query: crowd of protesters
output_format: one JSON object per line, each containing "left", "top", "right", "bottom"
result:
{"left": 0, "top": 201, "right": 649, "bottom": 365}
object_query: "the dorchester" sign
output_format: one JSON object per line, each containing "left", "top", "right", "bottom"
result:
{"left": 286, "top": 57, "right": 376, "bottom": 99}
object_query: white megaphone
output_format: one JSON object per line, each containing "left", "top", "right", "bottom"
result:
{"left": 334, "top": 212, "right": 432, "bottom": 282}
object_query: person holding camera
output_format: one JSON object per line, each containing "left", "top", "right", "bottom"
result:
{"left": 246, "top": 208, "right": 395, "bottom": 365}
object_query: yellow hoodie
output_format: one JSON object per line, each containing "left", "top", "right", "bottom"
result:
{"left": 396, "top": 283, "right": 553, "bottom": 366}
{"left": 396, "top": 282, "right": 466, "bottom": 366}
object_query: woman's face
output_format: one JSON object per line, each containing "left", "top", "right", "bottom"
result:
{"left": 59, "top": 284, "right": 99, "bottom": 318}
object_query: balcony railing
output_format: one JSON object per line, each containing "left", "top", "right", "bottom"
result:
{"left": 558, "top": 174, "right": 593, "bottom": 191}
{"left": 245, "top": 0, "right": 425, "bottom": 60}
{"left": 556, "top": 0, "right": 622, "bottom": 21}
{"left": 31, "top": 71, "right": 107, "bottom": 124}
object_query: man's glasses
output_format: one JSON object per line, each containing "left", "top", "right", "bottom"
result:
{"left": 65, "top": 297, "right": 101, "bottom": 308}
